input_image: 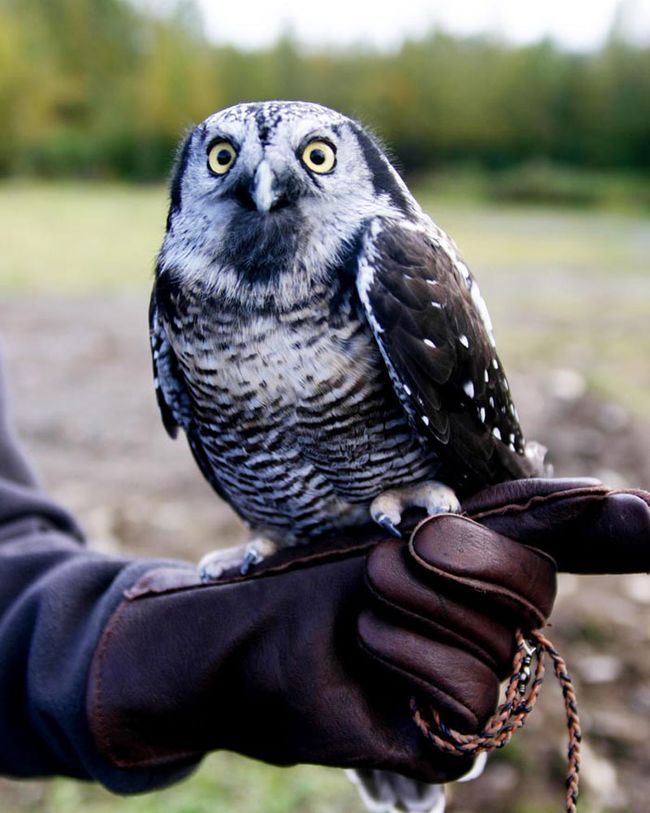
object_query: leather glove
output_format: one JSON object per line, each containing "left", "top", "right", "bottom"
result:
{"left": 361, "top": 514, "right": 556, "bottom": 735}
{"left": 359, "top": 476, "right": 649, "bottom": 748}
{"left": 87, "top": 522, "right": 556, "bottom": 782}
{"left": 462, "top": 477, "right": 650, "bottom": 573}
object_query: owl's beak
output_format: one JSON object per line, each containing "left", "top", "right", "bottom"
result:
{"left": 250, "top": 160, "right": 285, "bottom": 213}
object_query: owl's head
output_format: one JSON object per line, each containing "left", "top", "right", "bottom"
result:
{"left": 158, "top": 101, "right": 419, "bottom": 301}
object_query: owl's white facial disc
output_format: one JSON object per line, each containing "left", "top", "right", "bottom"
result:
{"left": 158, "top": 101, "right": 421, "bottom": 305}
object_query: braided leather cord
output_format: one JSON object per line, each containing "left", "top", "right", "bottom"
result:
{"left": 411, "top": 630, "right": 581, "bottom": 812}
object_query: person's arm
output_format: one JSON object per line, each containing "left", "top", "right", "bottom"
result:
{"left": 0, "top": 359, "right": 200, "bottom": 792}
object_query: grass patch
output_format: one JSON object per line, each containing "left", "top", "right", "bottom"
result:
{"left": 1, "top": 754, "right": 358, "bottom": 813}
{"left": 418, "top": 193, "right": 650, "bottom": 278}
{"left": 415, "top": 163, "right": 650, "bottom": 212}
{"left": 0, "top": 182, "right": 167, "bottom": 294}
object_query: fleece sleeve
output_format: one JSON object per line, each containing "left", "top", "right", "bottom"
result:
{"left": 0, "top": 358, "right": 201, "bottom": 793}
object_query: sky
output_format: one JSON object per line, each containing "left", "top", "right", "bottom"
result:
{"left": 187, "top": 0, "right": 650, "bottom": 50}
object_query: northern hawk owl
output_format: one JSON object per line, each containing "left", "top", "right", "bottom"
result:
{"left": 149, "top": 100, "right": 544, "bottom": 813}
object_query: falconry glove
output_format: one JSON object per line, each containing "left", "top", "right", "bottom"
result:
{"left": 87, "top": 513, "right": 558, "bottom": 783}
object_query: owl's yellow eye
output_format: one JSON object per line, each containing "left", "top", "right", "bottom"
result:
{"left": 207, "top": 141, "right": 237, "bottom": 175}
{"left": 301, "top": 140, "right": 336, "bottom": 174}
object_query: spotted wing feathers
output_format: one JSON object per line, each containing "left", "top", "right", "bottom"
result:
{"left": 356, "top": 217, "right": 535, "bottom": 493}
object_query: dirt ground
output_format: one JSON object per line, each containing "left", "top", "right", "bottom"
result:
{"left": 1, "top": 292, "right": 649, "bottom": 813}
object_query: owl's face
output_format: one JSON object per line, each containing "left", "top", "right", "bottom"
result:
{"left": 159, "top": 101, "right": 419, "bottom": 302}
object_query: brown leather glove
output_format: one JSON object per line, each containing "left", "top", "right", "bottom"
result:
{"left": 87, "top": 522, "right": 556, "bottom": 782}
{"left": 361, "top": 515, "right": 555, "bottom": 734}
{"left": 358, "top": 476, "right": 649, "bottom": 747}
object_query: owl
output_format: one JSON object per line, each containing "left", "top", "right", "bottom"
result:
{"left": 150, "top": 101, "right": 544, "bottom": 813}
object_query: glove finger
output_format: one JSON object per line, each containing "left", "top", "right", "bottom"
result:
{"left": 358, "top": 609, "right": 500, "bottom": 733}
{"left": 461, "top": 477, "right": 605, "bottom": 516}
{"left": 366, "top": 539, "right": 514, "bottom": 674}
{"left": 468, "top": 484, "right": 650, "bottom": 574}
{"left": 408, "top": 514, "right": 556, "bottom": 628}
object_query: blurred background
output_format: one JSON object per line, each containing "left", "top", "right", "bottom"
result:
{"left": 0, "top": 0, "right": 649, "bottom": 811}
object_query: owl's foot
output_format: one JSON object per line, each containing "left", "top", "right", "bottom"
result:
{"left": 198, "top": 537, "right": 278, "bottom": 582}
{"left": 370, "top": 481, "right": 460, "bottom": 539}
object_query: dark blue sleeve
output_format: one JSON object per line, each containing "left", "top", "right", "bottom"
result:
{"left": 0, "top": 359, "right": 201, "bottom": 793}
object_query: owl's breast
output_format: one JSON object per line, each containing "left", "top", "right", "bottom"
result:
{"left": 166, "top": 284, "right": 438, "bottom": 539}
{"left": 176, "top": 298, "right": 384, "bottom": 438}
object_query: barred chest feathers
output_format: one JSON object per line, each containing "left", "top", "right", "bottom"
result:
{"left": 161, "top": 274, "right": 438, "bottom": 542}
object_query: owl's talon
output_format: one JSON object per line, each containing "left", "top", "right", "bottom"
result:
{"left": 199, "top": 537, "right": 280, "bottom": 581}
{"left": 239, "top": 545, "right": 264, "bottom": 575}
{"left": 375, "top": 513, "right": 403, "bottom": 539}
{"left": 370, "top": 481, "right": 460, "bottom": 536}
{"left": 198, "top": 538, "right": 277, "bottom": 582}
{"left": 198, "top": 548, "right": 245, "bottom": 582}
{"left": 199, "top": 566, "right": 213, "bottom": 584}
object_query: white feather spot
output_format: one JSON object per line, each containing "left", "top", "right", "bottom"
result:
{"left": 463, "top": 380, "right": 475, "bottom": 399}
{"left": 421, "top": 415, "right": 430, "bottom": 426}
{"left": 459, "top": 334, "right": 469, "bottom": 348}
{"left": 489, "top": 396, "right": 495, "bottom": 407}
{"left": 470, "top": 280, "right": 495, "bottom": 344}
{"left": 492, "top": 359, "right": 499, "bottom": 369}
{"left": 357, "top": 260, "right": 384, "bottom": 335}
{"left": 431, "top": 301, "right": 443, "bottom": 309}
{"left": 404, "top": 384, "right": 412, "bottom": 396}
{"left": 456, "top": 261, "right": 471, "bottom": 280}
{"left": 423, "top": 338, "right": 436, "bottom": 348}
{"left": 492, "top": 427, "right": 502, "bottom": 440}
{"left": 426, "top": 279, "right": 438, "bottom": 286}
{"left": 484, "top": 369, "right": 489, "bottom": 382}
{"left": 479, "top": 407, "right": 486, "bottom": 423}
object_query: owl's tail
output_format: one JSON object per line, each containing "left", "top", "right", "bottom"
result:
{"left": 346, "top": 769, "right": 446, "bottom": 813}
{"left": 346, "top": 753, "right": 487, "bottom": 812}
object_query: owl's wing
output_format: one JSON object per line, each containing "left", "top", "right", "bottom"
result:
{"left": 149, "top": 292, "right": 193, "bottom": 438}
{"left": 149, "top": 291, "right": 232, "bottom": 503}
{"left": 355, "top": 216, "right": 535, "bottom": 492}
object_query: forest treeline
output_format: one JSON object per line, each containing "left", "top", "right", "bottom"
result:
{"left": 1, "top": 0, "right": 649, "bottom": 181}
